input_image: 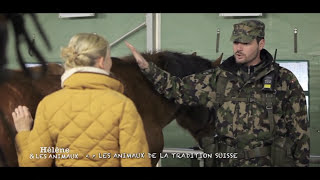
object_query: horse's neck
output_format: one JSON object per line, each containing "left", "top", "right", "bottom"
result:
{"left": 111, "top": 59, "right": 180, "bottom": 128}
{"left": 175, "top": 105, "right": 215, "bottom": 143}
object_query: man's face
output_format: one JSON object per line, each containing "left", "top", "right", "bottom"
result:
{"left": 232, "top": 38, "right": 265, "bottom": 66}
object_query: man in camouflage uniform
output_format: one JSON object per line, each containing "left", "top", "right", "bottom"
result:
{"left": 125, "top": 19, "right": 310, "bottom": 167}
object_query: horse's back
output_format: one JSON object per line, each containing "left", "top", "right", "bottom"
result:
{"left": 0, "top": 64, "right": 62, "bottom": 166}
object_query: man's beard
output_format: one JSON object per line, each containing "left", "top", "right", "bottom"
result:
{"left": 234, "top": 49, "right": 259, "bottom": 65}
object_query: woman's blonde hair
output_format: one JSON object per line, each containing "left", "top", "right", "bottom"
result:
{"left": 61, "top": 33, "right": 109, "bottom": 70}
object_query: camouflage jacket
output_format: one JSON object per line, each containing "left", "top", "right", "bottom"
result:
{"left": 141, "top": 49, "right": 310, "bottom": 167}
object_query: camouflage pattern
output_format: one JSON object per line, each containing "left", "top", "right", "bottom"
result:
{"left": 230, "top": 20, "right": 265, "bottom": 43}
{"left": 141, "top": 49, "right": 310, "bottom": 167}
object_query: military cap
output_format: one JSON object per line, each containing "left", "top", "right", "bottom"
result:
{"left": 230, "top": 20, "right": 265, "bottom": 43}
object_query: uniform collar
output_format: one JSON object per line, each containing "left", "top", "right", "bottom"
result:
{"left": 220, "top": 49, "right": 274, "bottom": 74}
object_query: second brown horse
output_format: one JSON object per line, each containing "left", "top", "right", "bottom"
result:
{"left": 0, "top": 51, "right": 222, "bottom": 167}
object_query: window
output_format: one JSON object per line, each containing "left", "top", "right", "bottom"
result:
{"left": 58, "top": 13, "right": 95, "bottom": 18}
{"left": 219, "top": 13, "right": 262, "bottom": 17}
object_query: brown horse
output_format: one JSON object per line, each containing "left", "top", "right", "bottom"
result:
{"left": 112, "top": 51, "right": 223, "bottom": 166}
{"left": 0, "top": 63, "right": 63, "bottom": 166}
{"left": 0, "top": 13, "right": 53, "bottom": 167}
{"left": 0, "top": 51, "right": 222, "bottom": 167}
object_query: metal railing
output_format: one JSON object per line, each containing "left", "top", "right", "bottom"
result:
{"left": 310, "top": 155, "right": 320, "bottom": 164}
{"left": 110, "top": 22, "right": 146, "bottom": 47}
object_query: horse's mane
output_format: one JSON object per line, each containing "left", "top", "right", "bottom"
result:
{"left": 113, "top": 50, "right": 214, "bottom": 77}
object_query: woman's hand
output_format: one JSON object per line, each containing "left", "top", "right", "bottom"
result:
{"left": 125, "top": 41, "right": 149, "bottom": 69}
{"left": 12, "top": 105, "right": 33, "bottom": 132}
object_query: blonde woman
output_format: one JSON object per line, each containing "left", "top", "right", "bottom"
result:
{"left": 12, "top": 33, "right": 151, "bottom": 167}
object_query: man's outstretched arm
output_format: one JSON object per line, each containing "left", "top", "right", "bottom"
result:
{"left": 125, "top": 41, "right": 218, "bottom": 108}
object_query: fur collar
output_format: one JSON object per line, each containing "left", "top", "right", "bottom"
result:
{"left": 61, "top": 66, "right": 110, "bottom": 88}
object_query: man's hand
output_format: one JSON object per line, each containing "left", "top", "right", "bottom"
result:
{"left": 125, "top": 41, "right": 149, "bottom": 69}
{"left": 12, "top": 105, "right": 33, "bottom": 132}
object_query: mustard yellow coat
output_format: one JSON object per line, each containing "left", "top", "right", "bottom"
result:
{"left": 15, "top": 70, "right": 151, "bottom": 167}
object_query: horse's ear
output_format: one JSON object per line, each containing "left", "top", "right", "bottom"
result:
{"left": 191, "top": 52, "right": 197, "bottom": 56}
{"left": 211, "top": 53, "right": 223, "bottom": 68}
